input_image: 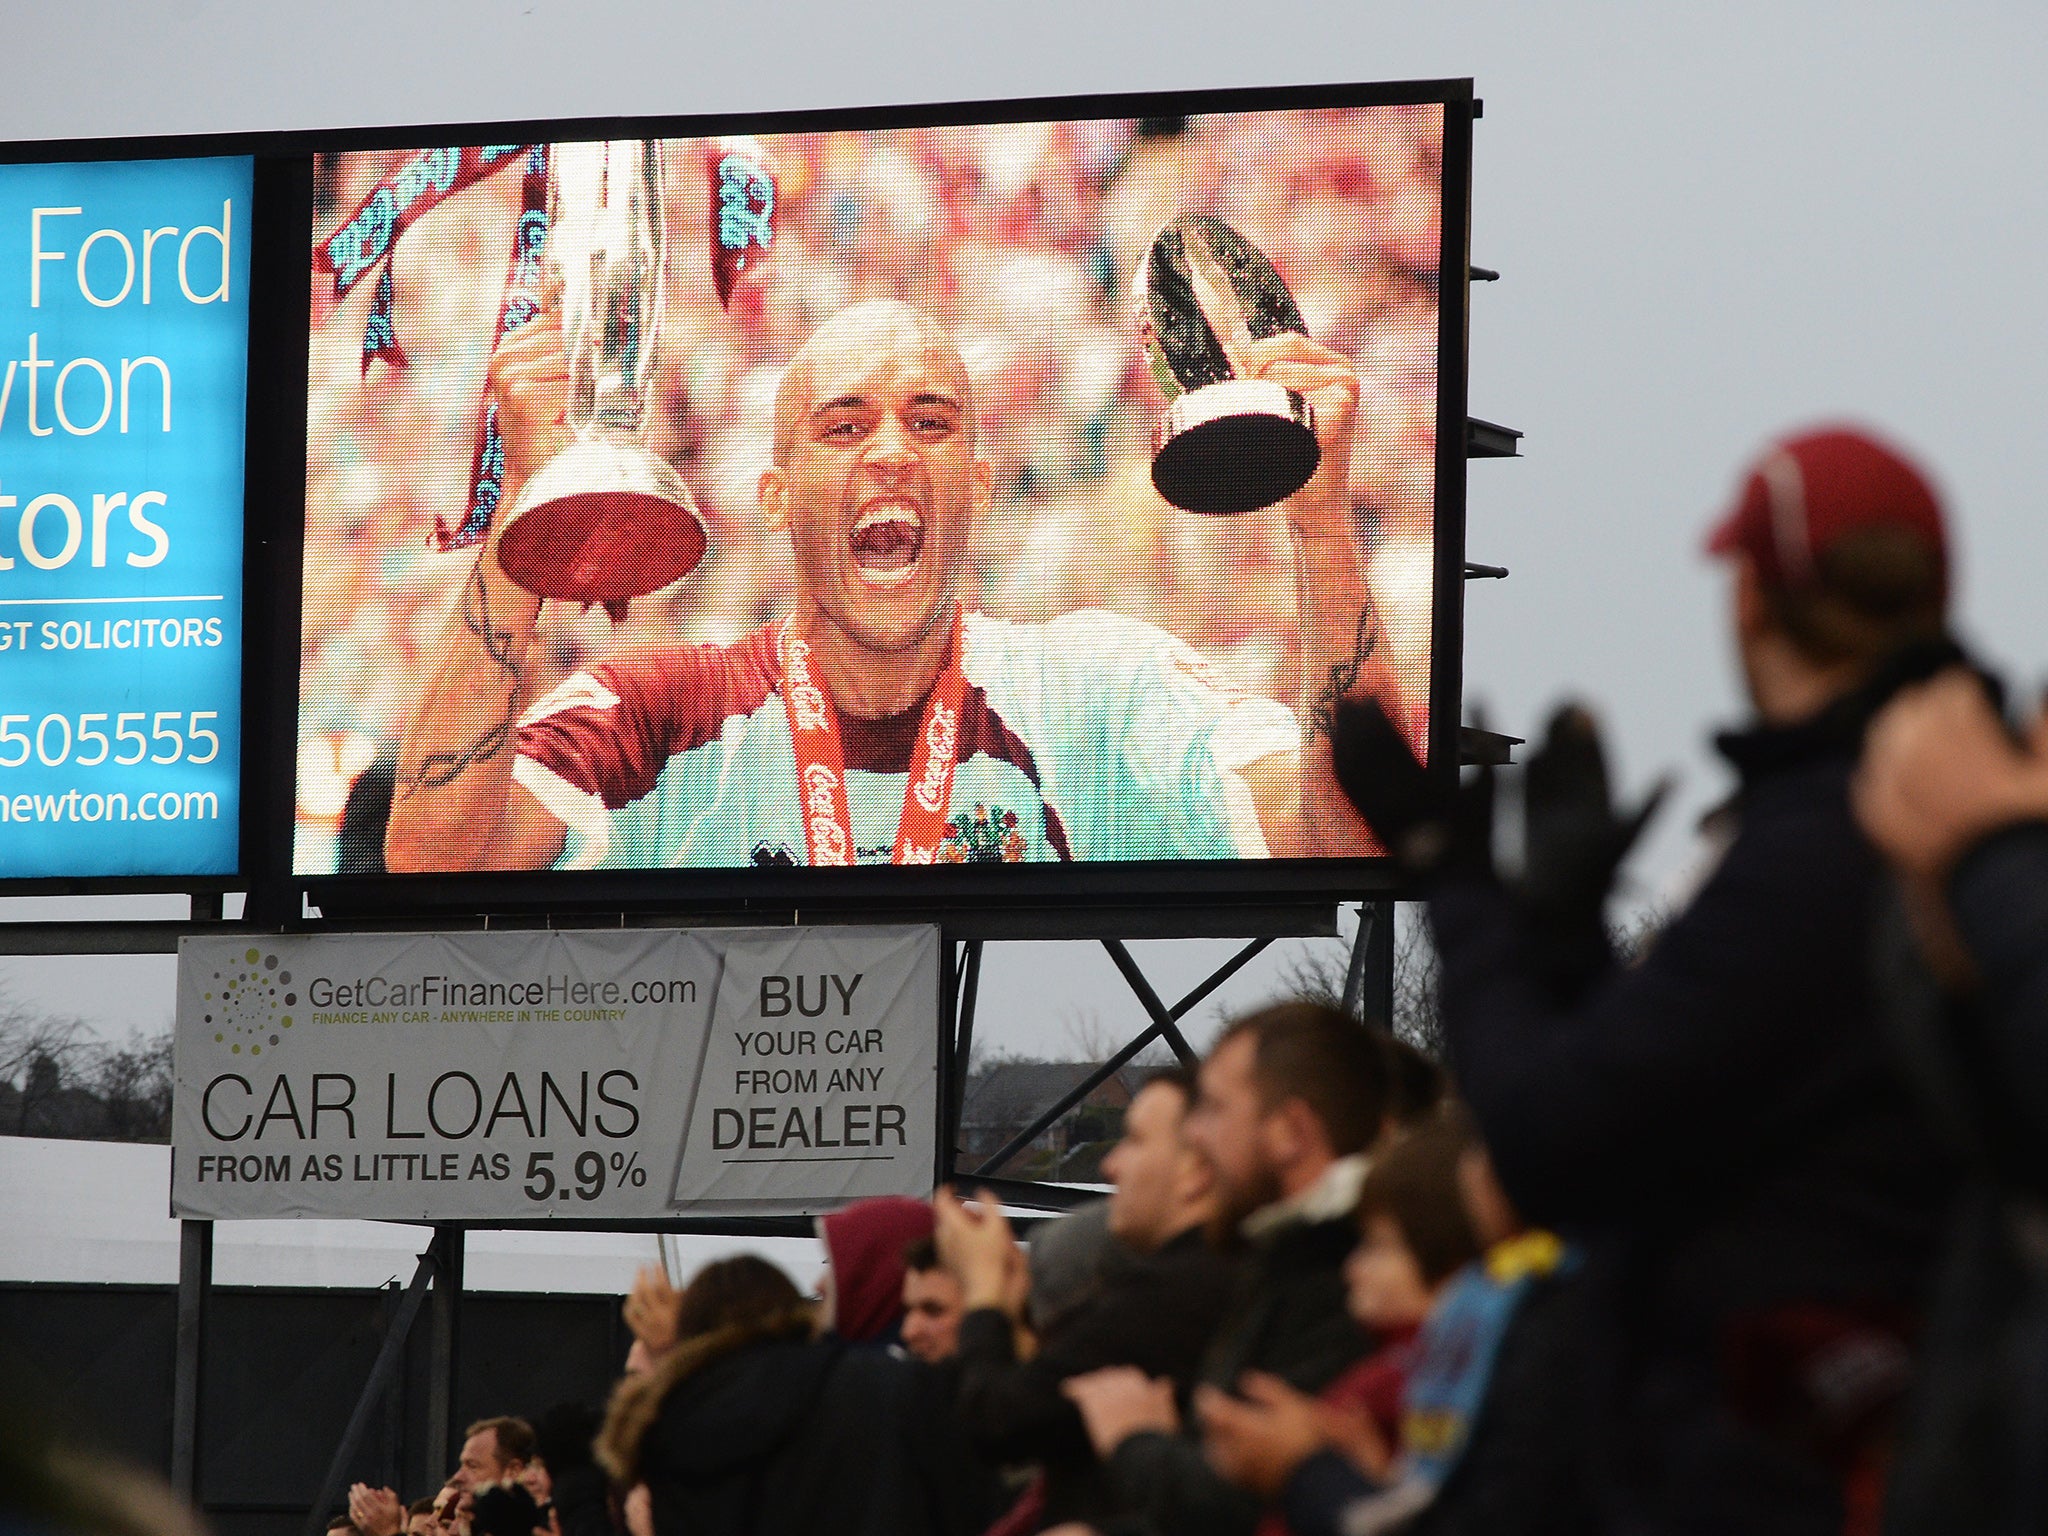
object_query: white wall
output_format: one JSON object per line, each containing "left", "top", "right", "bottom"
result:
{"left": 0, "top": 1136, "right": 819, "bottom": 1292}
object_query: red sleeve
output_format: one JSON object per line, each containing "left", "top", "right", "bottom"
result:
{"left": 515, "top": 626, "right": 778, "bottom": 810}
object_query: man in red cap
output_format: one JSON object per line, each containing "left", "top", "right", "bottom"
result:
{"left": 1337, "top": 425, "right": 1965, "bottom": 1535}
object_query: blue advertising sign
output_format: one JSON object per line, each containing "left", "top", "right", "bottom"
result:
{"left": 0, "top": 156, "right": 252, "bottom": 878}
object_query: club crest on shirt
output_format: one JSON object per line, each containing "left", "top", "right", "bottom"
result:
{"left": 937, "top": 803, "right": 1027, "bottom": 863}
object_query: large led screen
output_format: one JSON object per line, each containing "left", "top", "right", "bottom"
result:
{"left": 0, "top": 155, "right": 252, "bottom": 879}
{"left": 298, "top": 102, "right": 1450, "bottom": 880}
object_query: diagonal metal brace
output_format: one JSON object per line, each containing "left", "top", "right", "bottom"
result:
{"left": 1101, "top": 940, "right": 1201, "bottom": 1067}
{"left": 969, "top": 937, "right": 1270, "bottom": 1178}
{"left": 301, "top": 1235, "right": 443, "bottom": 1536}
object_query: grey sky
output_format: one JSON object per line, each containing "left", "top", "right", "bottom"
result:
{"left": 2, "top": 2, "right": 2045, "bottom": 1060}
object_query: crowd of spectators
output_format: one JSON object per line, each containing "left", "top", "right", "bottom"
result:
{"left": 276, "top": 418, "right": 2048, "bottom": 1536}
{"left": 5, "top": 202, "right": 2038, "bottom": 1527}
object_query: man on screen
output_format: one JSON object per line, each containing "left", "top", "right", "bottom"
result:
{"left": 384, "top": 300, "right": 1400, "bottom": 872}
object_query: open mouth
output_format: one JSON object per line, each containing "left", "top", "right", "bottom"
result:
{"left": 849, "top": 501, "right": 926, "bottom": 586}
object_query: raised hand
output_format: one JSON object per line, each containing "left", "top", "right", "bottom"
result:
{"left": 1195, "top": 1373, "right": 1332, "bottom": 1497}
{"left": 1242, "top": 332, "right": 1360, "bottom": 537}
{"left": 622, "top": 1263, "right": 682, "bottom": 1357}
{"left": 348, "top": 1484, "right": 405, "bottom": 1536}
{"left": 933, "top": 1185, "right": 1027, "bottom": 1317}
{"left": 1061, "top": 1366, "right": 1180, "bottom": 1458}
{"left": 1856, "top": 669, "right": 2048, "bottom": 879}
{"left": 485, "top": 311, "right": 573, "bottom": 520}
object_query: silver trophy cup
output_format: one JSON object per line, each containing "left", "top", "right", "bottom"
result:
{"left": 494, "top": 139, "right": 708, "bottom": 609}
{"left": 1137, "top": 214, "right": 1320, "bottom": 516}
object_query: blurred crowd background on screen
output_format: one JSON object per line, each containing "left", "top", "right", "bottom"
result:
{"left": 293, "top": 108, "right": 1445, "bottom": 870}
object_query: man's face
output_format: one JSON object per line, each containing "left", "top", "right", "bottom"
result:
{"left": 1103, "top": 1083, "right": 1199, "bottom": 1251}
{"left": 454, "top": 1430, "right": 510, "bottom": 1491}
{"left": 408, "top": 1514, "right": 438, "bottom": 1536}
{"left": 517, "top": 1461, "right": 551, "bottom": 1505}
{"left": 1184, "top": 1034, "right": 1283, "bottom": 1239}
{"left": 763, "top": 312, "right": 990, "bottom": 660}
{"left": 899, "top": 1266, "right": 965, "bottom": 1364}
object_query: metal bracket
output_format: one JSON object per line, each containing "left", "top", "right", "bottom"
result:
{"left": 1465, "top": 417, "right": 1522, "bottom": 458}
{"left": 1458, "top": 727, "right": 1522, "bottom": 766}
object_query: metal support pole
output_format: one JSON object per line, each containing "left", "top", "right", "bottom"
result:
{"left": 948, "top": 939, "right": 983, "bottom": 1167}
{"left": 425, "top": 1225, "right": 464, "bottom": 1480}
{"left": 1339, "top": 904, "right": 1372, "bottom": 1020}
{"left": 1340, "top": 901, "right": 1396, "bottom": 1032}
{"left": 379, "top": 1280, "right": 405, "bottom": 1496}
{"left": 302, "top": 1244, "right": 441, "bottom": 1536}
{"left": 171, "top": 1219, "right": 212, "bottom": 1500}
{"left": 937, "top": 940, "right": 957, "bottom": 1185}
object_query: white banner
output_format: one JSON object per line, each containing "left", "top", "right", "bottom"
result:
{"left": 171, "top": 926, "right": 938, "bottom": 1219}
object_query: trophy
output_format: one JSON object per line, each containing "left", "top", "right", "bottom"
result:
{"left": 493, "top": 140, "right": 708, "bottom": 610}
{"left": 1136, "top": 214, "right": 1320, "bottom": 516}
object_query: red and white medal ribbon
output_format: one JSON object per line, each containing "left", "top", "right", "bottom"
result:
{"left": 779, "top": 613, "right": 967, "bottom": 866}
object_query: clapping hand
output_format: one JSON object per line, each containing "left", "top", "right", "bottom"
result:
{"left": 1062, "top": 1367, "right": 1180, "bottom": 1458}
{"left": 933, "top": 1185, "right": 1028, "bottom": 1318}
{"left": 622, "top": 1264, "right": 682, "bottom": 1357}
{"left": 1195, "top": 1373, "right": 1333, "bottom": 1497}
{"left": 348, "top": 1484, "right": 405, "bottom": 1536}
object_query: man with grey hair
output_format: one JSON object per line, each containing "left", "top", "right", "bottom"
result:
{"left": 387, "top": 299, "right": 1392, "bottom": 872}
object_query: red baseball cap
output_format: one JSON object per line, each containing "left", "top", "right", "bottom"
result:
{"left": 1705, "top": 426, "right": 1948, "bottom": 600}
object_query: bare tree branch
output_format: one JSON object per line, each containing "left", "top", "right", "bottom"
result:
{"left": 0, "top": 985, "right": 172, "bottom": 1141}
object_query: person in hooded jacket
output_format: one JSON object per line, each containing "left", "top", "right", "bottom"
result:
{"left": 819, "top": 1194, "right": 935, "bottom": 1346}
{"left": 599, "top": 1242, "right": 996, "bottom": 1536}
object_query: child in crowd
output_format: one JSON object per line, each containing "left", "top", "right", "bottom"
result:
{"left": 1315, "top": 1113, "right": 1485, "bottom": 1479}
{"left": 1202, "top": 1112, "right": 1594, "bottom": 1536}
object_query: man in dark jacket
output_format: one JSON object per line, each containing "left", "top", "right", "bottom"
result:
{"left": 937, "top": 1068, "right": 1238, "bottom": 1530}
{"left": 1065, "top": 1003, "right": 1393, "bottom": 1536}
{"left": 1853, "top": 668, "right": 2048, "bottom": 1533}
{"left": 1854, "top": 666, "right": 2048, "bottom": 1141}
{"left": 1342, "top": 427, "right": 1964, "bottom": 1534}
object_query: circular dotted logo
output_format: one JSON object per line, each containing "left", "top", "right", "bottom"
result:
{"left": 204, "top": 947, "right": 296, "bottom": 1057}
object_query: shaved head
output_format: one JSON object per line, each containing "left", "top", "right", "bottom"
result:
{"left": 759, "top": 297, "right": 990, "bottom": 672}
{"left": 773, "top": 300, "right": 974, "bottom": 466}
